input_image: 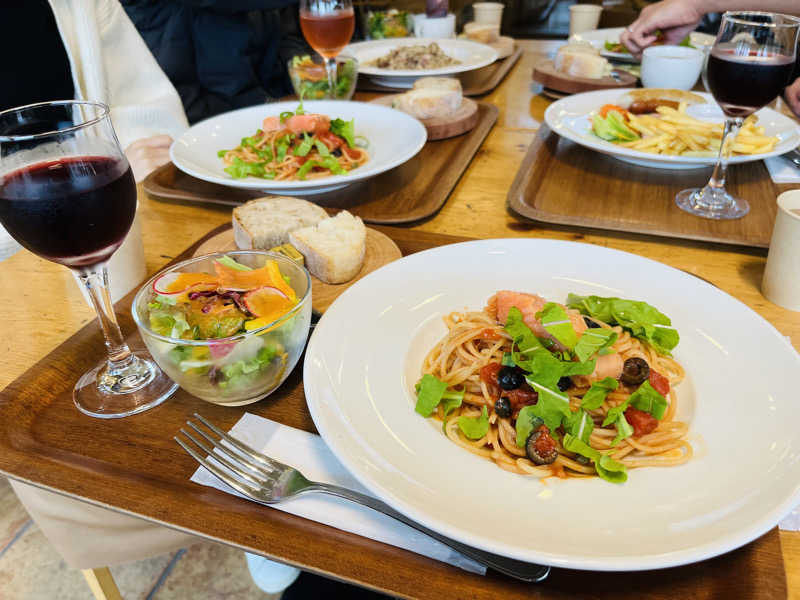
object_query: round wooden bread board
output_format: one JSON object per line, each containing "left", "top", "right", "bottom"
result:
{"left": 369, "top": 96, "right": 479, "bottom": 141}
{"left": 193, "top": 227, "right": 401, "bottom": 312}
{"left": 532, "top": 59, "right": 637, "bottom": 94}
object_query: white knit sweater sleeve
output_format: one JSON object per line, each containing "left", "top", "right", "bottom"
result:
{"left": 50, "top": 0, "right": 189, "bottom": 150}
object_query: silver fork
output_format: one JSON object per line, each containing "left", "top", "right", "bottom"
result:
{"left": 176, "top": 413, "right": 551, "bottom": 583}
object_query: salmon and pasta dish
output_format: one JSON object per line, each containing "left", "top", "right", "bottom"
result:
{"left": 217, "top": 104, "right": 368, "bottom": 181}
{"left": 415, "top": 290, "right": 688, "bottom": 484}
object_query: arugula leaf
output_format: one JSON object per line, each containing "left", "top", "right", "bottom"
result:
{"left": 524, "top": 377, "right": 573, "bottom": 430}
{"left": 313, "top": 138, "right": 331, "bottom": 157}
{"left": 564, "top": 409, "right": 594, "bottom": 444}
{"left": 276, "top": 135, "right": 291, "bottom": 161}
{"left": 581, "top": 377, "right": 619, "bottom": 410}
{"left": 602, "top": 396, "right": 632, "bottom": 428}
{"left": 330, "top": 118, "right": 355, "bottom": 147}
{"left": 458, "top": 406, "right": 489, "bottom": 440}
{"left": 501, "top": 352, "right": 516, "bottom": 367}
{"left": 241, "top": 134, "right": 260, "bottom": 148}
{"left": 566, "top": 294, "right": 679, "bottom": 356}
{"left": 294, "top": 133, "right": 314, "bottom": 157}
{"left": 255, "top": 147, "right": 273, "bottom": 161}
{"left": 279, "top": 110, "right": 294, "bottom": 123}
{"left": 611, "top": 413, "right": 634, "bottom": 446}
{"left": 505, "top": 307, "right": 546, "bottom": 356}
{"left": 217, "top": 149, "right": 228, "bottom": 157}
{"left": 629, "top": 380, "right": 668, "bottom": 420}
{"left": 296, "top": 156, "right": 347, "bottom": 180}
{"left": 536, "top": 303, "right": 578, "bottom": 350}
{"left": 596, "top": 454, "right": 628, "bottom": 483}
{"left": 415, "top": 374, "right": 448, "bottom": 417}
{"left": 515, "top": 405, "right": 545, "bottom": 447}
{"left": 574, "top": 328, "right": 618, "bottom": 362}
{"left": 563, "top": 434, "right": 628, "bottom": 484}
{"left": 224, "top": 156, "right": 266, "bottom": 179}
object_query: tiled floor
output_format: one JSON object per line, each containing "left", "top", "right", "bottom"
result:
{"left": 0, "top": 476, "right": 279, "bottom": 599}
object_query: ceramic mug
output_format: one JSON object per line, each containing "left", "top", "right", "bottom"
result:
{"left": 473, "top": 2, "right": 504, "bottom": 26}
{"left": 641, "top": 45, "right": 705, "bottom": 90}
{"left": 413, "top": 13, "right": 456, "bottom": 38}
{"left": 762, "top": 190, "right": 800, "bottom": 311}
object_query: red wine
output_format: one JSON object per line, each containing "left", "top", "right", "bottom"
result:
{"left": 0, "top": 156, "right": 136, "bottom": 268}
{"left": 299, "top": 9, "right": 354, "bottom": 59}
{"left": 707, "top": 48, "right": 795, "bottom": 117}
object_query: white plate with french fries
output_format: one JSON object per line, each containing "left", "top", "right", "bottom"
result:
{"left": 544, "top": 88, "right": 800, "bottom": 170}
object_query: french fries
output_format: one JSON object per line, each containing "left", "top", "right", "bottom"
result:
{"left": 616, "top": 102, "right": 778, "bottom": 157}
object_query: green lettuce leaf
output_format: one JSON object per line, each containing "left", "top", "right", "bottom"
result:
{"left": 629, "top": 380, "right": 668, "bottom": 420}
{"left": 276, "top": 135, "right": 291, "bottom": 161}
{"left": 566, "top": 294, "right": 680, "bottom": 355}
{"left": 458, "top": 406, "right": 489, "bottom": 440}
{"left": 536, "top": 302, "right": 578, "bottom": 350}
{"left": 224, "top": 156, "right": 266, "bottom": 179}
{"left": 313, "top": 138, "right": 331, "bottom": 157}
{"left": 293, "top": 133, "right": 314, "bottom": 157}
{"left": 216, "top": 255, "right": 251, "bottom": 271}
{"left": 581, "top": 377, "right": 619, "bottom": 410}
{"left": 330, "top": 118, "right": 355, "bottom": 147}
{"left": 574, "top": 328, "right": 618, "bottom": 362}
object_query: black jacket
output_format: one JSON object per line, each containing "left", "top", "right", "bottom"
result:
{"left": 123, "top": 0, "right": 309, "bottom": 123}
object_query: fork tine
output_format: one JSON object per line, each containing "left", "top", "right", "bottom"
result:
{"left": 175, "top": 435, "right": 266, "bottom": 501}
{"left": 185, "top": 422, "right": 275, "bottom": 479}
{"left": 179, "top": 428, "right": 270, "bottom": 488}
{"left": 193, "top": 413, "right": 286, "bottom": 471}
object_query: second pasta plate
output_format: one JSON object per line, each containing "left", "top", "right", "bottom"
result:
{"left": 303, "top": 238, "right": 800, "bottom": 570}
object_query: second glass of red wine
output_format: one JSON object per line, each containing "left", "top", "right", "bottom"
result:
{"left": 0, "top": 101, "right": 177, "bottom": 418}
{"left": 299, "top": 0, "right": 355, "bottom": 96}
{"left": 676, "top": 12, "right": 800, "bottom": 219}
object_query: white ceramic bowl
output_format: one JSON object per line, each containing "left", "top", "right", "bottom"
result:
{"left": 641, "top": 45, "right": 705, "bottom": 90}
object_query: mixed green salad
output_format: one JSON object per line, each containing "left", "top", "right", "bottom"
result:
{"left": 367, "top": 9, "right": 413, "bottom": 39}
{"left": 289, "top": 55, "right": 357, "bottom": 100}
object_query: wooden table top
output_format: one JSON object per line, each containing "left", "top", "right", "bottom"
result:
{"left": 1, "top": 40, "right": 799, "bottom": 596}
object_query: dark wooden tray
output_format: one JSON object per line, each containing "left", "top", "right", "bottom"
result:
{"left": 507, "top": 125, "right": 791, "bottom": 248}
{"left": 0, "top": 224, "right": 787, "bottom": 599}
{"left": 356, "top": 47, "right": 522, "bottom": 96}
{"left": 143, "top": 104, "right": 498, "bottom": 225}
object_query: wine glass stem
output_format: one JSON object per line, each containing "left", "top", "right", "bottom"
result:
{"left": 703, "top": 117, "right": 743, "bottom": 203}
{"left": 325, "top": 57, "right": 337, "bottom": 95}
{"left": 78, "top": 266, "right": 134, "bottom": 370}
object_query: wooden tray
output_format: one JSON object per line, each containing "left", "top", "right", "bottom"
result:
{"left": 194, "top": 226, "right": 400, "bottom": 312}
{"left": 532, "top": 59, "right": 637, "bottom": 94}
{"left": 356, "top": 47, "right": 522, "bottom": 96}
{"left": 507, "top": 125, "right": 791, "bottom": 248}
{"left": 0, "top": 223, "right": 788, "bottom": 599}
{"left": 369, "top": 96, "right": 480, "bottom": 140}
{"left": 143, "top": 103, "right": 498, "bottom": 225}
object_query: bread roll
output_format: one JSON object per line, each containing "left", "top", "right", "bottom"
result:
{"left": 289, "top": 211, "right": 366, "bottom": 284}
{"left": 463, "top": 22, "right": 500, "bottom": 44}
{"left": 232, "top": 196, "right": 328, "bottom": 250}
{"left": 393, "top": 88, "right": 462, "bottom": 119}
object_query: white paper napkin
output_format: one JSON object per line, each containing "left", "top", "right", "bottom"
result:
{"left": 764, "top": 156, "right": 800, "bottom": 184}
{"left": 190, "top": 412, "right": 486, "bottom": 575}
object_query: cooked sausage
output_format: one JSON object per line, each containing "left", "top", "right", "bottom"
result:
{"left": 628, "top": 99, "right": 680, "bottom": 114}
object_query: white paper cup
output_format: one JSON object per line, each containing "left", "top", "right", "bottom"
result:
{"left": 473, "top": 2, "right": 504, "bottom": 26}
{"left": 762, "top": 190, "right": 800, "bottom": 311}
{"left": 641, "top": 45, "right": 705, "bottom": 90}
{"left": 413, "top": 13, "right": 456, "bottom": 38}
{"left": 569, "top": 4, "right": 602, "bottom": 36}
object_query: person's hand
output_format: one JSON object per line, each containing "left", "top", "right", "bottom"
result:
{"left": 784, "top": 77, "right": 800, "bottom": 117}
{"left": 621, "top": 0, "right": 705, "bottom": 57}
{"left": 124, "top": 134, "right": 172, "bottom": 182}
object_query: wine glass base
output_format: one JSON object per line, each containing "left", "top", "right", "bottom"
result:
{"left": 675, "top": 188, "right": 750, "bottom": 220}
{"left": 74, "top": 351, "right": 178, "bottom": 419}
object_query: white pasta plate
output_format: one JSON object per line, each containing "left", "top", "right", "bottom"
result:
{"left": 571, "top": 27, "right": 716, "bottom": 63}
{"left": 545, "top": 88, "right": 800, "bottom": 170}
{"left": 345, "top": 38, "right": 498, "bottom": 88}
{"left": 304, "top": 238, "right": 800, "bottom": 571}
{"left": 170, "top": 100, "right": 427, "bottom": 195}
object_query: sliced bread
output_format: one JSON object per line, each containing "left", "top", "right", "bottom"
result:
{"left": 412, "top": 77, "right": 462, "bottom": 93}
{"left": 232, "top": 196, "right": 328, "bottom": 250}
{"left": 288, "top": 211, "right": 366, "bottom": 284}
{"left": 393, "top": 88, "right": 462, "bottom": 120}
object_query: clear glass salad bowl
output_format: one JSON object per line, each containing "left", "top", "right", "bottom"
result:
{"left": 132, "top": 251, "right": 312, "bottom": 406}
{"left": 288, "top": 54, "right": 359, "bottom": 100}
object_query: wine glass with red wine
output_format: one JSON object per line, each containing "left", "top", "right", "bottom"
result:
{"left": 299, "top": 0, "right": 355, "bottom": 96}
{"left": 0, "top": 101, "right": 177, "bottom": 418}
{"left": 676, "top": 12, "right": 800, "bottom": 219}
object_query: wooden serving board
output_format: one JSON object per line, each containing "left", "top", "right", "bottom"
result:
{"left": 0, "top": 223, "right": 788, "bottom": 600}
{"left": 533, "top": 60, "right": 637, "bottom": 94}
{"left": 356, "top": 47, "right": 522, "bottom": 96}
{"left": 143, "top": 103, "right": 498, "bottom": 225}
{"left": 507, "top": 125, "right": 789, "bottom": 248}
{"left": 194, "top": 227, "right": 400, "bottom": 312}
{"left": 368, "top": 96, "right": 479, "bottom": 140}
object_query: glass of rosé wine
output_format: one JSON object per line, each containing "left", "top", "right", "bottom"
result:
{"left": 299, "top": 0, "right": 356, "bottom": 97}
